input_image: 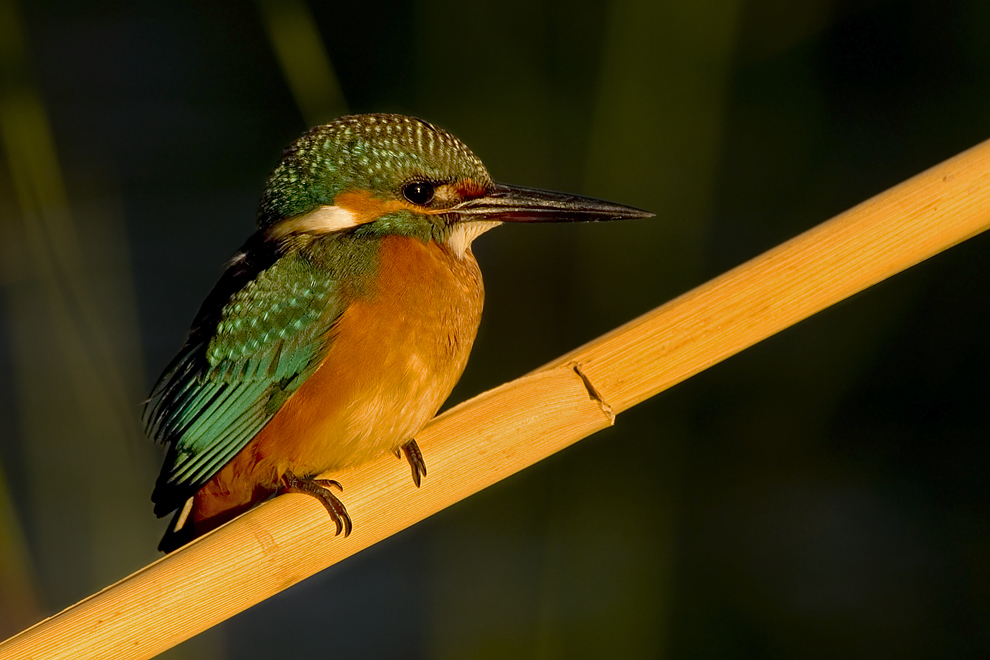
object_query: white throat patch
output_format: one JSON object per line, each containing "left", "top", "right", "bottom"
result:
{"left": 446, "top": 221, "right": 501, "bottom": 258}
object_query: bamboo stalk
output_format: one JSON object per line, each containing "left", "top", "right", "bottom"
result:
{"left": 4, "top": 138, "right": 990, "bottom": 659}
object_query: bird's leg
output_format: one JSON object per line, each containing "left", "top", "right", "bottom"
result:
{"left": 399, "top": 439, "right": 428, "bottom": 488}
{"left": 280, "top": 473, "right": 353, "bottom": 536}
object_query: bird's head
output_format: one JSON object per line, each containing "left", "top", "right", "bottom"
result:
{"left": 258, "top": 114, "right": 650, "bottom": 256}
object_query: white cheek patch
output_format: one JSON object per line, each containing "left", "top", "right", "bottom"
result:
{"left": 269, "top": 205, "right": 360, "bottom": 238}
{"left": 291, "top": 205, "right": 361, "bottom": 232}
{"left": 446, "top": 221, "right": 501, "bottom": 258}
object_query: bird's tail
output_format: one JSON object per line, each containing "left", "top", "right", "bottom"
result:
{"left": 158, "top": 496, "right": 198, "bottom": 553}
{"left": 157, "top": 490, "right": 259, "bottom": 553}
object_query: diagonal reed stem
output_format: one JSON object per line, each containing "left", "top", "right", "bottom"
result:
{"left": 3, "top": 138, "right": 990, "bottom": 659}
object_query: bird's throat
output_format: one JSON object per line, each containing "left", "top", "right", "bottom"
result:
{"left": 445, "top": 221, "right": 501, "bottom": 258}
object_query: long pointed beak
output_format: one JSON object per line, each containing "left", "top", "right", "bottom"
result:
{"left": 450, "top": 183, "right": 653, "bottom": 223}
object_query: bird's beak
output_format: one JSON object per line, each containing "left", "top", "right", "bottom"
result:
{"left": 450, "top": 183, "right": 653, "bottom": 223}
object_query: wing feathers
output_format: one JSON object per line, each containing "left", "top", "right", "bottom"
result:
{"left": 147, "top": 246, "right": 347, "bottom": 516}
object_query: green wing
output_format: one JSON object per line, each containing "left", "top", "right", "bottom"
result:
{"left": 147, "top": 250, "right": 345, "bottom": 517}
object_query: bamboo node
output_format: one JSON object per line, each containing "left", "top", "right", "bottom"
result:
{"left": 570, "top": 362, "right": 615, "bottom": 425}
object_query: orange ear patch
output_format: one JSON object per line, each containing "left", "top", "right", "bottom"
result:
{"left": 270, "top": 181, "right": 493, "bottom": 239}
{"left": 334, "top": 189, "right": 429, "bottom": 222}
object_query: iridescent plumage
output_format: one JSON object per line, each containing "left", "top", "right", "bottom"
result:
{"left": 147, "top": 114, "right": 650, "bottom": 551}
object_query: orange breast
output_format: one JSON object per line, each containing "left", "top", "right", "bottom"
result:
{"left": 191, "top": 235, "right": 484, "bottom": 523}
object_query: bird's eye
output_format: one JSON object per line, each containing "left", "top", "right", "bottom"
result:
{"left": 403, "top": 181, "right": 435, "bottom": 206}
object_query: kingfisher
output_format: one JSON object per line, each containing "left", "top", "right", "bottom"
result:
{"left": 146, "top": 113, "right": 650, "bottom": 552}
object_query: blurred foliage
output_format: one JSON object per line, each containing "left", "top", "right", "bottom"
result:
{"left": 1, "top": 0, "right": 990, "bottom": 658}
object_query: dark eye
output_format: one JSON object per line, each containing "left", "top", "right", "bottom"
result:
{"left": 403, "top": 181, "right": 435, "bottom": 206}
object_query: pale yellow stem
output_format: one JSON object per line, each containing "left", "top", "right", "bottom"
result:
{"left": 3, "top": 138, "right": 990, "bottom": 660}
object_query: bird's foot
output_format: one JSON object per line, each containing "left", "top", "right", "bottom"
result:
{"left": 399, "top": 439, "right": 428, "bottom": 488}
{"left": 280, "top": 474, "right": 353, "bottom": 536}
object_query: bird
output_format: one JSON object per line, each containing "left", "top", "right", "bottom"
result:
{"left": 146, "top": 113, "right": 651, "bottom": 552}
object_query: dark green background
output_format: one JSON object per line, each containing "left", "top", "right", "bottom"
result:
{"left": 2, "top": 0, "right": 989, "bottom": 658}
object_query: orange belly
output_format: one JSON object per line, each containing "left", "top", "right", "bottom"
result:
{"left": 189, "top": 235, "right": 484, "bottom": 529}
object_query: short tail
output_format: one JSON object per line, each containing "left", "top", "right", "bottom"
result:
{"left": 157, "top": 490, "right": 259, "bottom": 553}
{"left": 158, "top": 497, "right": 198, "bottom": 553}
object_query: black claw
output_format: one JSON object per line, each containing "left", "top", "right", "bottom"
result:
{"left": 313, "top": 478, "right": 343, "bottom": 493}
{"left": 400, "top": 439, "right": 428, "bottom": 488}
{"left": 281, "top": 474, "right": 353, "bottom": 536}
